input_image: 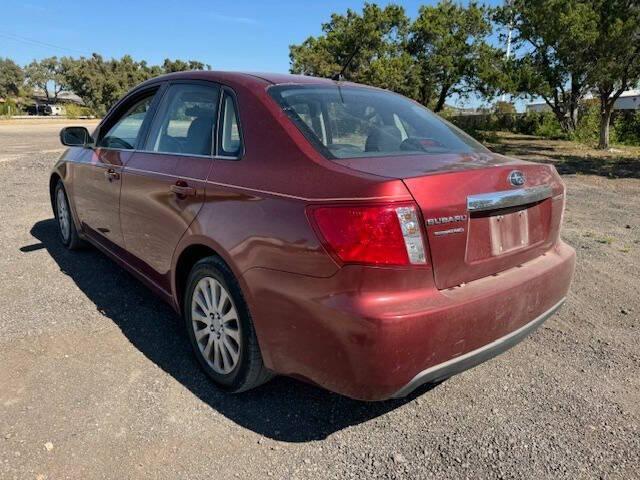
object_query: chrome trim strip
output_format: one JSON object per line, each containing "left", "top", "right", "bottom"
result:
{"left": 136, "top": 149, "right": 213, "bottom": 159}
{"left": 467, "top": 185, "right": 553, "bottom": 212}
{"left": 391, "top": 297, "right": 566, "bottom": 399}
{"left": 71, "top": 148, "right": 240, "bottom": 161}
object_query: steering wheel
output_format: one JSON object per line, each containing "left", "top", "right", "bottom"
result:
{"left": 400, "top": 137, "right": 446, "bottom": 153}
{"left": 103, "top": 137, "right": 134, "bottom": 150}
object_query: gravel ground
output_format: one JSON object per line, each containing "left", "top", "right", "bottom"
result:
{"left": 1, "top": 121, "right": 639, "bottom": 479}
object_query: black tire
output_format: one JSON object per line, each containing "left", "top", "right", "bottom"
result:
{"left": 184, "top": 256, "right": 272, "bottom": 392}
{"left": 53, "top": 181, "right": 83, "bottom": 250}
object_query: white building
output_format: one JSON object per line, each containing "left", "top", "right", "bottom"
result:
{"left": 526, "top": 89, "right": 640, "bottom": 112}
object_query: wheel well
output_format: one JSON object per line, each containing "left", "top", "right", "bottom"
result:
{"left": 175, "top": 244, "right": 218, "bottom": 312}
{"left": 49, "top": 173, "right": 61, "bottom": 211}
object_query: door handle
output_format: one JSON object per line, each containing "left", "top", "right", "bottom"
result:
{"left": 170, "top": 183, "right": 196, "bottom": 198}
{"left": 104, "top": 168, "right": 120, "bottom": 181}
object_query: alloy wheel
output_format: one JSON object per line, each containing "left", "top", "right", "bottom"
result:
{"left": 191, "top": 276, "right": 242, "bottom": 374}
{"left": 56, "top": 187, "right": 71, "bottom": 242}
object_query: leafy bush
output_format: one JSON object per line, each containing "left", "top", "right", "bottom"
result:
{"left": 0, "top": 98, "right": 24, "bottom": 116}
{"left": 534, "top": 112, "right": 565, "bottom": 139}
{"left": 613, "top": 110, "right": 640, "bottom": 146}
{"left": 443, "top": 104, "right": 640, "bottom": 147}
{"left": 64, "top": 103, "right": 95, "bottom": 118}
{"left": 513, "top": 111, "right": 542, "bottom": 135}
{"left": 493, "top": 101, "right": 516, "bottom": 114}
{"left": 571, "top": 104, "right": 602, "bottom": 144}
{"left": 446, "top": 110, "right": 566, "bottom": 139}
{"left": 569, "top": 103, "right": 628, "bottom": 146}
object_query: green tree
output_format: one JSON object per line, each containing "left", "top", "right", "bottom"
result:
{"left": 162, "top": 59, "right": 211, "bottom": 72}
{"left": 587, "top": 0, "right": 640, "bottom": 149}
{"left": 289, "top": 3, "right": 422, "bottom": 100}
{"left": 60, "top": 54, "right": 210, "bottom": 115}
{"left": 408, "top": 1, "right": 498, "bottom": 112}
{"left": 0, "top": 57, "right": 24, "bottom": 98}
{"left": 290, "top": 2, "right": 500, "bottom": 112}
{"left": 25, "top": 56, "right": 67, "bottom": 102}
{"left": 496, "top": 0, "right": 597, "bottom": 133}
{"left": 60, "top": 54, "right": 150, "bottom": 115}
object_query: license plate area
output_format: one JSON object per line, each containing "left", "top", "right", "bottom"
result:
{"left": 466, "top": 202, "right": 548, "bottom": 263}
{"left": 490, "top": 209, "right": 529, "bottom": 255}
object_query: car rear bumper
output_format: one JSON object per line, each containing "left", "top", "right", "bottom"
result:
{"left": 390, "top": 297, "right": 565, "bottom": 398}
{"left": 243, "top": 241, "right": 576, "bottom": 401}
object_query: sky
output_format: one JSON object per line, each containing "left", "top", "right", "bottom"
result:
{"left": 2, "top": 0, "right": 513, "bottom": 109}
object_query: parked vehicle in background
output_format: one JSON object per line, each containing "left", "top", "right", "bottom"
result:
{"left": 25, "top": 104, "right": 44, "bottom": 116}
{"left": 43, "top": 104, "right": 65, "bottom": 116}
{"left": 51, "top": 71, "right": 575, "bottom": 401}
{"left": 24, "top": 103, "right": 66, "bottom": 116}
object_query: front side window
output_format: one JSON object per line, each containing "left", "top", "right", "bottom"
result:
{"left": 98, "top": 93, "right": 156, "bottom": 149}
{"left": 218, "top": 93, "right": 242, "bottom": 157}
{"left": 269, "top": 85, "right": 488, "bottom": 160}
{"left": 145, "top": 83, "right": 220, "bottom": 156}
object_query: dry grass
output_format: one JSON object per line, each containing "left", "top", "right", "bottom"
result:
{"left": 485, "top": 131, "right": 640, "bottom": 178}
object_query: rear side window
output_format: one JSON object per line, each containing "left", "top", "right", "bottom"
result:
{"left": 269, "top": 85, "right": 487, "bottom": 159}
{"left": 98, "top": 93, "right": 156, "bottom": 150}
{"left": 145, "top": 83, "right": 220, "bottom": 156}
{"left": 218, "top": 93, "right": 242, "bottom": 157}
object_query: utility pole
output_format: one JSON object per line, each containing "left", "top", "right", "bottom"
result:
{"left": 501, "top": 0, "right": 514, "bottom": 102}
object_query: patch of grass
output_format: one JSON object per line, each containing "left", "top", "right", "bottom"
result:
{"left": 485, "top": 131, "right": 640, "bottom": 179}
{"left": 595, "top": 237, "right": 614, "bottom": 245}
{"left": 65, "top": 104, "right": 95, "bottom": 118}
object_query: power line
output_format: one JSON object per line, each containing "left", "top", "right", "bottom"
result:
{"left": 0, "top": 31, "right": 91, "bottom": 56}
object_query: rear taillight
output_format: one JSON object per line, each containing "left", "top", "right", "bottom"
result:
{"left": 308, "top": 203, "right": 427, "bottom": 266}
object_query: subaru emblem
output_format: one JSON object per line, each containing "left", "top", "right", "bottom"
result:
{"left": 508, "top": 170, "right": 525, "bottom": 187}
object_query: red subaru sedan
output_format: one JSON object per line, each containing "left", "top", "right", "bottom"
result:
{"left": 51, "top": 71, "right": 575, "bottom": 401}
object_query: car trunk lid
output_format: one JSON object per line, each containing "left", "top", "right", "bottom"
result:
{"left": 334, "top": 153, "right": 566, "bottom": 289}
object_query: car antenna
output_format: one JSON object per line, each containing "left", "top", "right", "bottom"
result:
{"left": 331, "top": 44, "right": 361, "bottom": 82}
{"left": 332, "top": 45, "right": 360, "bottom": 104}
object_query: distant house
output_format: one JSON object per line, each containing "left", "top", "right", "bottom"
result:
{"left": 607, "top": 89, "right": 640, "bottom": 110}
{"left": 525, "top": 102, "right": 552, "bottom": 113}
{"left": 526, "top": 89, "right": 640, "bottom": 112}
{"left": 443, "top": 104, "right": 489, "bottom": 115}
{"left": 30, "top": 88, "right": 84, "bottom": 105}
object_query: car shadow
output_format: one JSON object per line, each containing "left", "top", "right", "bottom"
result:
{"left": 23, "top": 219, "right": 434, "bottom": 443}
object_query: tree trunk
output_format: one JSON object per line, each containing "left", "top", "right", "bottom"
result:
{"left": 552, "top": 108, "right": 572, "bottom": 134}
{"left": 570, "top": 107, "right": 578, "bottom": 131}
{"left": 433, "top": 86, "right": 449, "bottom": 113}
{"left": 559, "top": 115, "right": 573, "bottom": 134}
{"left": 420, "top": 84, "right": 432, "bottom": 108}
{"left": 598, "top": 103, "right": 613, "bottom": 149}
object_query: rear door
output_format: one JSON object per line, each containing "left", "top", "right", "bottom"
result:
{"left": 119, "top": 81, "right": 220, "bottom": 284}
{"left": 72, "top": 89, "right": 159, "bottom": 247}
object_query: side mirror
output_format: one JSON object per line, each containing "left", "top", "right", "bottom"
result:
{"left": 60, "top": 126, "right": 93, "bottom": 147}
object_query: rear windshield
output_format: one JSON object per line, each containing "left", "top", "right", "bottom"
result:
{"left": 268, "top": 85, "right": 488, "bottom": 159}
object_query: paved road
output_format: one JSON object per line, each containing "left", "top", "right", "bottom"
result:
{"left": 1, "top": 121, "right": 638, "bottom": 479}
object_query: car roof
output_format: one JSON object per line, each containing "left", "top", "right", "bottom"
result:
{"left": 137, "top": 70, "right": 368, "bottom": 90}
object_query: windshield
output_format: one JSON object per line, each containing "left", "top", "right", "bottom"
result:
{"left": 269, "top": 85, "right": 488, "bottom": 159}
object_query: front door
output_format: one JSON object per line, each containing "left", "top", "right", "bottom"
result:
{"left": 119, "top": 82, "right": 220, "bottom": 287}
{"left": 72, "top": 90, "right": 159, "bottom": 247}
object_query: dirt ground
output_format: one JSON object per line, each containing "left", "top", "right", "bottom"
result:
{"left": 487, "top": 131, "right": 640, "bottom": 178}
{"left": 1, "top": 121, "right": 639, "bottom": 479}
